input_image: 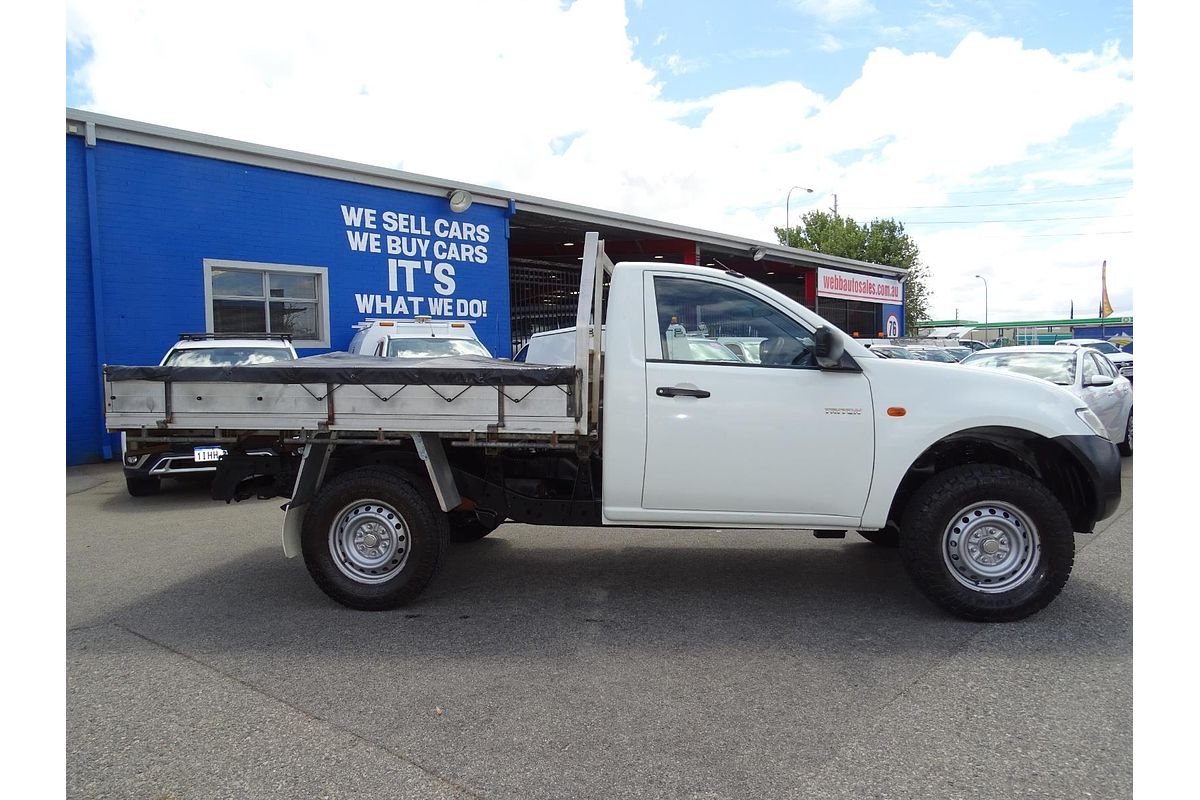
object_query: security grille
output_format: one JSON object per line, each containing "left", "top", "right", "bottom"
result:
{"left": 509, "top": 258, "right": 609, "bottom": 355}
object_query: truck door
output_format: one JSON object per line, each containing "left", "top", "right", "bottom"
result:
{"left": 640, "top": 273, "right": 874, "bottom": 522}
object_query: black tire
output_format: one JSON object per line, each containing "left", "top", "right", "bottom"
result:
{"left": 857, "top": 524, "right": 900, "bottom": 547}
{"left": 899, "top": 465, "right": 1074, "bottom": 622}
{"left": 1118, "top": 410, "right": 1132, "bottom": 457}
{"left": 448, "top": 511, "right": 501, "bottom": 543}
{"left": 125, "top": 474, "right": 160, "bottom": 497}
{"left": 301, "top": 466, "right": 447, "bottom": 610}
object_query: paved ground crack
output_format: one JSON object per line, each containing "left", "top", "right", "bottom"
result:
{"left": 107, "top": 621, "right": 488, "bottom": 800}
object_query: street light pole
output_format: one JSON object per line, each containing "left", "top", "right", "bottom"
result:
{"left": 975, "top": 275, "right": 988, "bottom": 330}
{"left": 785, "top": 186, "right": 814, "bottom": 241}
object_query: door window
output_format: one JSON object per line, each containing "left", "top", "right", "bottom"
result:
{"left": 1081, "top": 352, "right": 1100, "bottom": 384}
{"left": 652, "top": 277, "right": 815, "bottom": 367}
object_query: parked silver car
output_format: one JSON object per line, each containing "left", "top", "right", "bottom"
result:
{"left": 961, "top": 345, "right": 1132, "bottom": 455}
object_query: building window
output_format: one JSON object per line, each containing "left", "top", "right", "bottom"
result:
{"left": 203, "top": 259, "right": 330, "bottom": 348}
{"left": 817, "top": 297, "right": 882, "bottom": 339}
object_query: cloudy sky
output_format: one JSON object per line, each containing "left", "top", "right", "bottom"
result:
{"left": 65, "top": 0, "right": 1133, "bottom": 323}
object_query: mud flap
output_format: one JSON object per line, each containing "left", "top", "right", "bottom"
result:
{"left": 281, "top": 502, "right": 305, "bottom": 558}
{"left": 280, "top": 439, "right": 331, "bottom": 558}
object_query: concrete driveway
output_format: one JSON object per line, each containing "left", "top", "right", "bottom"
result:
{"left": 67, "top": 459, "right": 1132, "bottom": 799}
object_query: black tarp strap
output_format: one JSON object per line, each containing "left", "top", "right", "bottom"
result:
{"left": 499, "top": 386, "right": 539, "bottom": 404}
{"left": 361, "top": 384, "right": 411, "bottom": 402}
{"left": 297, "top": 383, "right": 344, "bottom": 402}
{"left": 427, "top": 385, "right": 473, "bottom": 403}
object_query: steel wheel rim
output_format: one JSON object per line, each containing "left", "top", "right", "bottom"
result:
{"left": 942, "top": 501, "right": 1040, "bottom": 593}
{"left": 329, "top": 499, "right": 410, "bottom": 584}
{"left": 1126, "top": 413, "right": 1133, "bottom": 449}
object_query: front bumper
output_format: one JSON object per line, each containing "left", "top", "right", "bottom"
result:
{"left": 1053, "top": 433, "right": 1122, "bottom": 528}
{"left": 123, "top": 447, "right": 275, "bottom": 479}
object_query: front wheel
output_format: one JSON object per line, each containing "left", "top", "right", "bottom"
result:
{"left": 900, "top": 465, "right": 1074, "bottom": 622}
{"left": 301, "top": 466, "right": 447, "bottom": 610}
{"left": 1118, "top": 410, "right": 1132, "bottom": 456}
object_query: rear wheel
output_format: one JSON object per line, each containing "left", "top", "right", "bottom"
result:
{"left": 1118, "top": 410, "right": 1132, "bottom": 456}
{"left": 125, "top": 475, "right": 160, "bottom": 497}
{"left": 899, "top": 465, "right": 1074, "bottom": 622}
{"left": 301, "top": 466, "right": 447, "bottom": 610}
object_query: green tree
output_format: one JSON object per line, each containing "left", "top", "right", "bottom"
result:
{"left": 775, "top": 211, "right": 932, "bottom": 328}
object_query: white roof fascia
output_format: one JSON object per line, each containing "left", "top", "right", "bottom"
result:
{"left": 66, "top": 108, "right": 905, "bottom": 278}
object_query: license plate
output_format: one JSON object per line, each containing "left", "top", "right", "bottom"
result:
{"left": 193, "top": 446, "right": 227, "bottom": 463}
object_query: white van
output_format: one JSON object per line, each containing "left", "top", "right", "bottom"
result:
{"left": 347, "top": 317, "right": 492, "bottom": 359}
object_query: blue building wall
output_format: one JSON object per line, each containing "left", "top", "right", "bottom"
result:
{"left": 66, "top": 137, "right": 103, "bottom": 463}
{"left": 66, "top": 136, "right": 511, "bottom": 465}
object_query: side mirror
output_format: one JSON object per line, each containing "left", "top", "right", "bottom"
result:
{"left": 813, "top": 326, "right": 845, "bottom": 369}
{"left": 1084, "top": 374, "right": 1115, "bottom": 387}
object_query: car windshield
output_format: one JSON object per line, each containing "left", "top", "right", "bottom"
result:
{"left": 386, "top": 338, "right": 491, "bottom": 358}
{"left": 727, "top": 340, "right": 763, "bottom": 363}
{"left": 918, "top": 349, "right": 959, "bottom": 363}
{"left": 687, "top": 339, "right": 743, "bottom": 362}
{"left": 1083, "top": 342, "right": 1120, "bottom": 354}
{"left": 163, "top": 347, "right": 292, "bottom": 367}
{"left": 962, "top": 352, "right": 1077, "bottom": 385}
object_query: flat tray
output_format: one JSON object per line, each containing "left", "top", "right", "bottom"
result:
{"left": 105, "top": 352, "right": 576, "bottom": 387}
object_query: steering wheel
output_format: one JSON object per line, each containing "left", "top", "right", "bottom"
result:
{"left": 791, "top": 348, "right": 816, "bottom": 368}
{"left": 760, "top": 337, "right": 815, "bottom": 367}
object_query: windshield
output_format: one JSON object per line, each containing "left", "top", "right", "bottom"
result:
{"left": 687, "top": 339, "right": 743, "bottom": 362}
{"left": 720, "top": 339, "right": 764, "bottom": 363}
{"left": 163, "top": 347, "right": 292, "bottom": 367}
{"left": 919, "top": 349, "right": 959, "bottom": 363}
{"left": 962, "top": 352, "right": 1077, "bottom": 385}
{"left": 1083, "top": 342, "right": 1120, "bottom": 354}
{"left": 386, "top": 338, "right": 491, "bottom": 358}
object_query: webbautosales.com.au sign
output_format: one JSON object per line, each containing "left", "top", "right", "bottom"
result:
{"left": 817, "top": 267, "right": 903, "bottom": 304}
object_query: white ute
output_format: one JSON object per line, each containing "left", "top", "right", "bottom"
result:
{"left": 105, "top": 234, "right": 1122, "bottom": 622}
{"left": 347, "top": 317, "right": 492, "bottom": 359}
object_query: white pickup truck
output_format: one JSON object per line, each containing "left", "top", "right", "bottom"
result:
{"left": 105, "top": 233, "right": 1121, "bottom": 621}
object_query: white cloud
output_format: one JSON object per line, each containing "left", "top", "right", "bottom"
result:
{"left": 817, "top": 33, "right": 844, "bottom": 53}
{"left": 662, "top": 52, "right": 704, "bottom": 76}
{"left": 67, "top": 0, "right": 1132, "bottom": 320}
{"left": 789, "top": 0, "right": 877, "bottom": 25}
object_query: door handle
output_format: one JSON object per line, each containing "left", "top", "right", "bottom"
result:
{"left": 656, "top": 386, "right": 711, "bottom": 398}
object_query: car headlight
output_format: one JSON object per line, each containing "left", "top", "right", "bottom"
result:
{"left": 1076, "top": 407, "right": 1108, "bottom": 438}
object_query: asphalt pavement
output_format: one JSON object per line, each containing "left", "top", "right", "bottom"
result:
{"left": 66, "top": 459, "right": 1133, "bottom": 799}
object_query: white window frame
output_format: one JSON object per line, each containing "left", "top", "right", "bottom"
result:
{"left": 203, "top": 259, "right": 331, "bottom": 348}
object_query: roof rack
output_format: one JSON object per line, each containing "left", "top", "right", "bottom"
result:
{"left": 178, "top": 332, "right": 293, "bottom": 342}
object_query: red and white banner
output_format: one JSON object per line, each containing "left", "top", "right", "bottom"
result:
{"left": 817, "top": 267, "right": 903, "bottom": 305}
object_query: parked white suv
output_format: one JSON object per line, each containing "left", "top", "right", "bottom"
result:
{"left": 348, "top": 317, "right": 492, "bottom": 359}
{"left": 1054, "top": 339, "right": 1133, "bottom": 381}
{"left": 123, "top": 334, "right": 298, "bottom": 496}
